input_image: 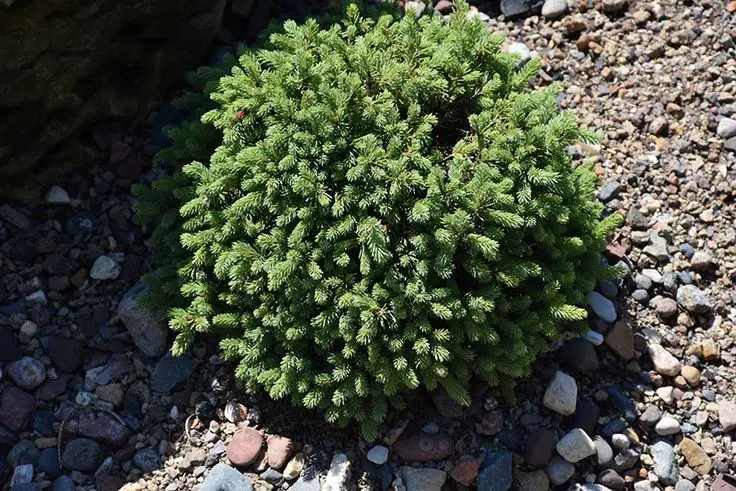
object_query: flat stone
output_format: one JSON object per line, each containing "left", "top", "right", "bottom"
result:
{"left": 476, "top": 451, "right": 512, "bottom": 491}
{"left": 401, "top": 467, "right": 446, "bottom": 491}
{"left": 90, "top": 255, "right": 121, "bottom": 280}
{"left": 117, "top": 281, "right": 168, "bottom": 357}
{"left": 676, "top": 285, "right": 711, "bottom": 314}
{"left": 655, "top": 416, "right": 680, "bottom": 436}
{"left": 541, "top": 0, "right": 570, "bottom": 18}
{"left": 150, "top": 354, "right": 196, "bottom": 393}
{"left": 393, "top": 433, "right": 454, "bottom": 462}
{"left": 651, "top": 440, "right": 678, "bottom": 486}
{"left": 717, "top": 117, "right": 736, "bottom": 138}
{"left": 648, "top": 344, "right": 681, "bottom": 376}
{"left": 324, "top": 452, "right": 351, "bottom": 491}
{"left": 200, "top": 463, "right": 253, "bottom": 491}
{"left": 0, "top": 387, "right": 35, "bottom": 431}
{"left": 546, "top": 455, "right": 575, "bottom": 485}
{"left": 7, "top": 356, "right": 46, "bottom": 390}
{"left": 227, "top": 427, "right": 264, "bottom": 467}
{"left": 266, "top": 435, "right": 293, "bottom": 470}
{"left": 61, "top": 438, "right": 101, "bottom": 472}
{"left": 557, "top": 428, "right": 596, "bottom": 463}
{"left": 366, "top": 445, "right": 388, "bottom": 465}
{"left": 605, "top": 321, "right": 634, "bottom": 360}
{"left": 41, "top": 337, "right": 84, "bottom": 373}
{"left": 543, "top": 370, "right": 577, "bottom": 415}
{"left": 678, "top": 438, "right": 711, "bottom": 475}
{"left": 283, "top": 453, "right": 305, "bottom": 481}
{"left": 587, "top": 291, "right": 617, "bottom": 323}
{"left": 524, "top": 428, "right": 555, "bottom": 466}
{"left": 594, "top": 436, "right": 613, "bottom": 467}
{"left": 718, "top": 400, "right": 736, "bottom": 432}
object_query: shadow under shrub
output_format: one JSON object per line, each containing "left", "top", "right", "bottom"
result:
{"left": 134, "top": 0, "right": 620, "bottom": 438}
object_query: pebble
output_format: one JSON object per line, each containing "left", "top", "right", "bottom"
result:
{"left": 51, "top": 476, "right": 76, "bottom": 491}
{"left": 261, "top": 468, "right": 284, "bottom": 484}
{"left": 76, "top": 412, "right": 130, "bottom": 447}
{"left": 651, "top": 440, "right": 679, "bottom": 486}
{"left": 199, "top": 463, "right": 253, "bottom": 491}
{"left": 117, "top": 282, "right": 168, "bottom": 357}
{"left": 61, "top": 438, "right": 101, "bottom": 472}
{"left": 477, "top": 451, "right": 512, "bottom": 491}
{"left": 655, "top": 297, "right": 678, "bottom": 319}
{"left": 0, "top": 387, "right": 36, "bottom": 431}
{"left": 393, "top": 433, "right": 454, "bottom": 462}
{"left": 11, "top": 464, "right": 33, "bottom": 486}
{"left": 648, "top": 344, "right": 682, "bottom": 376}
{"left": 594, "top": 436, "right": 614, "bottom": 467}
{"left": 525, "top": 428, "right": 555, "bottom": 466}
{"left": 675, "top": 480, "right": 696, "bottom": 491}
{"left": 690, "top": 251, "right": 713, "bottom": 271}
{"left": 366, "top": 445, "right": 389, "bottom": 465}
{"left": 150, "top": 354, "right": 196, "bottom": 393}
{"left": 133, "top": 448, "right": 161, "bottom": 474}
{"left": 557, "top": 428, "right": 597, "bottom": 463}
{"left": 542, "top": 370, "right": 578, "bottom": 415}
{"left": 611, "top": 434, "right": 629, "bottom": 450}
{"left": 587, "top": 292, "right": 617, "bottom": 323}
{"left": 597, "top": 469, "right": 625, "bottom": 490}
{"left": 680, "top": 366, "right": 701, "bottom": 387}
{"left": 717, "top": 117, "right": 736, "bottom": 138}
{"left": 678, "top": 438, "right": 712, "bottom": 475}
{"left": 598, "top": 180, "right": 621, "bottom": 202}
{"left": 401, "top": 467, "right": 446, "bottom": 491}
{"left": 676, "top": 285, "right": 711, "bottom": 313}
{"left": 605, "top": 321, "right": 634, "bottom": 360}
{"left": 656, "top": 386, "right": 675, "bottom": 404}
{"left": 639, "top": 405, "right": 662, "bottom": 426}
{"left": 227, "top": 428, "right": 264, "bottom": 467}
{"left": 90, "top": 255, "right": 121, "bottom": 280}
{"left": 283, "top": 453, "right": 304, "bottom": 480}
{"left": 41, "top": 337, "right": 83, "bottom": 373}
{"left": 717, "top": 400, "right": 736, "bottom": 432}
{"left": 7, "top": 356, "right": 47, "bottom": 390}
{"left": 654, "top": 416, "right": 681, "bottom": 436}
{"left": 45, "top": 185, "right": 71, "bottom": 204}
{"left": 323, "top": 452, "right": 351, "bottom": 491}
{"left": 546, "top": 455, "right": 575, "bottom": 485}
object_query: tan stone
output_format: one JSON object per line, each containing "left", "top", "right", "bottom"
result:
{"left": 679, "top": 438, "right": 712, "bottom": 475}
{"left": 680, "top": 366, "right": 701, "bottom": 387}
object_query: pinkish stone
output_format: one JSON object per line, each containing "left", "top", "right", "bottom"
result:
{"left": 450, "top": 459, "right": 481, "bottom": 486}
{"left": 0, "top": 387, "right": 35, "bottom": 431}
{"left": 227, "top": 427, "right": 264, "bottom": 467}
{"left": 266, "top": 435, "right": 294, "bottom": 470}
{"left": 393, "top": 433, "right": 454, "bottom": 462}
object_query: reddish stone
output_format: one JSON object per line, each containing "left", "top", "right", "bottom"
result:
{"left": 604, "top": 242, "right": 627, "bottom": 262}
{"left": 227, "top": 427, "right": 264, "bottom": 467}
{"left": 114, "top": 444, "right": 136, "bottom": 463}
{"left": 76, "top": 413, "right": 131, "bottom": 447}
{"left": 478, "top": 410, "right": 503, "bottom": 436}
{"left": 0, "top": 387, "right": 35, "bottom": 431}
{"left": 451, "top": 459, "right": 482, "bottom": 486}
{"left": 109, "top": 141, "right": 132, "bottom": 165}
{"left": 434, "top": 0, "right": 454, "bottom": 13}
{"left": 266, "top": 435, "right": 294, "bottom": 470}
{"left": 524, "top": 428, "right": 555, "bottom": 467}
{"left": 393, "top": 433, "right": 454, "bottom": 462}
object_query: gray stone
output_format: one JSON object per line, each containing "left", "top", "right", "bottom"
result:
{"left": 654, "top": 416, "right": 680, "bottom": 436}
{"left": 594, "top": 436, "right": 613, "bottom": 467}
{"left": 643, "top": 236, "right": 669, "bottom": 263}
{"left": 477, "top": 451, "right": 512, "bottom": 491}
{"left": 717, "top": 117, "right": 736, "bottom": 138}
{"left": 587, "top": 291, "right": 616, "bottom": 323}
{"left": 51, "top": 476, "right": 76, "bottom": 491}
{"left": 366, "top": 445, "right": 389, "bottom": 465}
{"left": 516, "top": 470, "right": 549, "bottom": 491}
{"left": 61, "top": 438, "right": 101, "bottom": 472}
{"left": 611, "top": 449, "right": 639, "bottom": 473}
{"left": 598, "top": 180, "right": 621, "bottom": 202}
{"left": 631, "top": 289, "right": 649, "bottom": 303}
{"left": 690, "top": 251, "right": 714, "bottom": 271}
{"left": 597, "top": 469, "right": 625, "bottom": 490}
{"left": 726, "top": 136, "right": 736, "bottom": 152}
{"left": 260, "top": 468, "right": 284, "bottom": 484}
{"left": 90, "top": 255, "right": 121, "bottom": 280}
{"left": 605, "top": 321, "right": 634, "bottom": 360}
{"left": 323, "top": 453, "right": 350, "bottom": 491}
{"left": 557, "top": 428, "right": 597, "bottom": 463}
{"left": 500, "top": 0, "right": 544, "bottom": 18}
{"left": 7, "top": 356, "right": 46, "bottom": 390}
{"left": 626, "top": 208, "right": 648, "bottom": 229}
{"left": 150, "top": 354, "right": 196, "bottom": 393}
{"left": 200, "top": 463, "right": 253, "bottom": 491}
{"left": 560, "top": 338, "right": 599, "bottom": 372}
{"left": 400, "top": 467, "right": 446, "bottom": 491}
{"left": 133, "top": 448, "right": 161, "bottom": 474}
{"left": 542, "top": 371, "right": 577, "bottom": 416}
{"left": 118, "top": 282, "right": 168, "bottom": 357}
{"left": 675, "top": 479, "right": 696, "bottom": 491}
{"left": 635, "top": 274, "right": 653, "bottom": 290}
{"left": 651, "top": 440, "right": 678, "bottom": 485}
{"left": 45, "top": 186, "right": 70, "bottom": 204}
{"left": 431, "top": 388, "right": 464, "bottom": 418}
{"left": 546, "top": 455, "right": 574, "bottom": 485}
{"left": 676, "top": 285, "right": 711, "bottom": 314}
{"left": 11, "top": 463, "right": 33, "bottom": 486}
{"left": 648, "top": 344, "right": 681, "bottom": 376}
{"left": 640, "top": 405, "right": 662, "bottom": 426}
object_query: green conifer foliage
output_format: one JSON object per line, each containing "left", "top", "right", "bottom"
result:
{"left": 134, "top": 1, "right": 620, "bottom": 437}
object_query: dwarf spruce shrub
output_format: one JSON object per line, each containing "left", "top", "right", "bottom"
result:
{"left": 134, "top": 1, "right": 620, "bottom": 437}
